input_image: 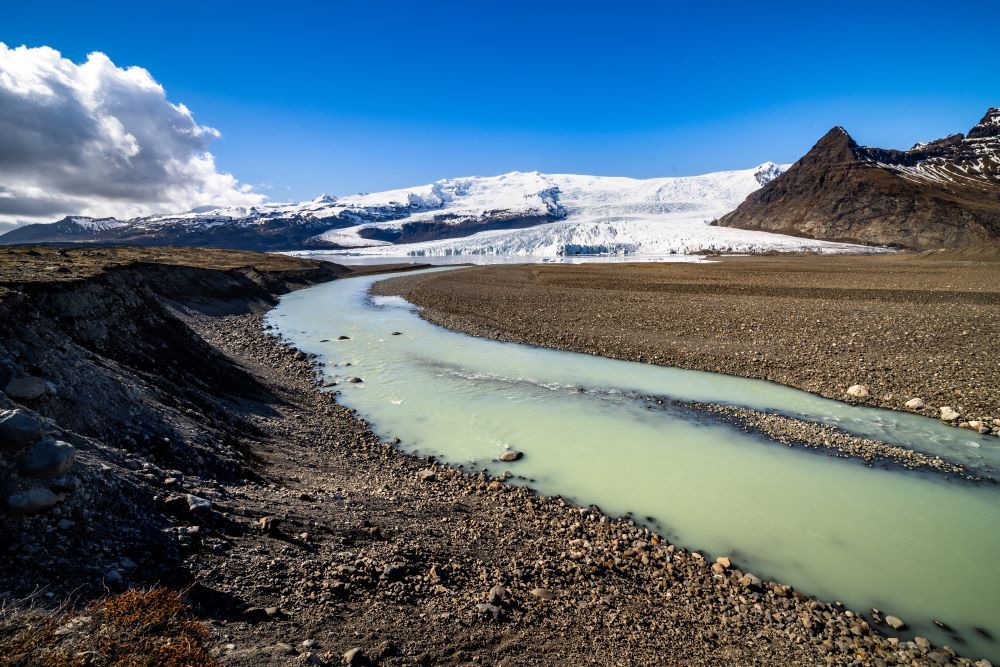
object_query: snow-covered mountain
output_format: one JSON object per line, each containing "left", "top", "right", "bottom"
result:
{"left": 0, "top": 161, "right": 876, "bottom": 255}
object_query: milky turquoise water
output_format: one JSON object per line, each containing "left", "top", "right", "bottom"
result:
{"left": 268, "top": 269, "right": 1000, "bottom": 661}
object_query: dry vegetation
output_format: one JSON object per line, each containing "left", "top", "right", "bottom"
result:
{"left": 0, "top": 588, "right": 217, "bottom": 667}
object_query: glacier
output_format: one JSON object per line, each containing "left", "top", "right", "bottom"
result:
{"left": 297, "top": 162, "right": 883, "bottom": 258}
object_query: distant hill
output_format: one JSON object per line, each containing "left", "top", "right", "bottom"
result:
{"left": 716, "top": 108, "right": 1000, "bottom": 248}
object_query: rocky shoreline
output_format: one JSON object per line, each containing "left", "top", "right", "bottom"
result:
{"left": 194, "top": 311, "right": 992, "bottom": 666}
{"left": 0, "top": 248, "right": 995, "bottom": 666}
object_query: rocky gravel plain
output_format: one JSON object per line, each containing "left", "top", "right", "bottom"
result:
{"left": 1, "top": 248, "right": 996, "bottom": 666}
{"left": 183, "top": 312, "right": 993, "bottom": 666}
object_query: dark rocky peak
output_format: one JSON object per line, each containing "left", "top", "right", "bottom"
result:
{"left": 967, "top": 107, "right": 1000, "bottom": 140}
{"left": 801, "top": 126, "right": 860, "bottom": 164}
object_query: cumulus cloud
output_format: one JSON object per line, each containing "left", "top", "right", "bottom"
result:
{"left": 0, "top": 43, "right": 264, "bottom": 226}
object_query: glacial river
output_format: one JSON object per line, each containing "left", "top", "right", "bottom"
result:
{"left": 267, "top": 269, "right": 1000, "bottom": 661}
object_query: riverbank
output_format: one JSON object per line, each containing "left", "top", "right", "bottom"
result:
{"left": 373, "top": 253, "right": 1000, "bottom": 449}
{"left": 0, "top": 247, "right": 991, "bottom": 666}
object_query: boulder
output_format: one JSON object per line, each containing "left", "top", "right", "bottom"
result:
{"left": 19, "top": 439, "right": 76, "bottom": 479}
{"left": 343, "top": 647, "right": 366, "bottom": 665}
{"left": 885, "top": 615, "right": 906, "bottom": 630}
{"left": 6, "top": 487, "right": 60, "bottom": 514}
{"left": 4, "top": 376, "right": 49, "bottom": 401}
{"left": 904, "top": 397, "right": 926, "bottom": 410}
{"left": 0, "top": 409, "right": 44, "bottom": 451}
{"left": 185, "top": 494, "right": 213, "bottom": 512}
{"left": 846, "top": 384, "right": 869, "bottom": 399}
{"left": 499, "top": 450, "right": 523, "bottom": 462}
{"left": 939, "top": 406, "right": 961, "bottom": 421}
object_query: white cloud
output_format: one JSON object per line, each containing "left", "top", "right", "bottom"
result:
{"left": 0, "top": 43, "right": 263, "bottom": 226}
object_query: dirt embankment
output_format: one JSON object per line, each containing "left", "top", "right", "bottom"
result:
{"left": 0, "top": 247, "right": 991, "bottom": 666}
{"left": 374, "top": 254, "right": 1000, "bottom": 439}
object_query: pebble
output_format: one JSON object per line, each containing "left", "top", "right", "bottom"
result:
{"left": 845, "top": 384, "right": 869, "bottom": 398}
{"left": 0, "top": 409, "right": 44, "bottom": 450}
{"left": 884, "top": 614, "right": 906, "bottom": 630}
{"left": 531, "top": 587, "right": 555, "bottom": 600}
{"left": 185, "top": 494, "right": 213, "bottom": 512}
{"left": 499, "top": 450, "right": 523, "bottom": 462}
{"left": 343, "top": 647, "right": 365, "bottom": 665}
{"left": 904, "top": 397, "right": 926, "bottom": 410}
{"left": 49, "top": 475, "right": 81, "bottom": 493}
{"left": 6, "top": 487, "right": 60, "bottom": 514}
{"left": 4, "top": 376, "right": 49, "bottom": 401}
{"left": 19, "top": 439, "right": 76, "bottom": 479}
{"left": 939, "top": 406, "right": 961, "bottom": 421}
{"left": 487, "top": 584, "right": 506, "bottom": 604}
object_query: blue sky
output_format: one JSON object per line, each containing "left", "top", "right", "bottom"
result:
{"left": 4, "top": 0, "right": 999, "bottom": 201}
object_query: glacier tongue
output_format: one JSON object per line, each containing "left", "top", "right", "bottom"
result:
{"left": 312, "top": 215, "right": 881, "bottom": 259}
{"left": 301, "top": 163, "right": 887, "bottom": 258}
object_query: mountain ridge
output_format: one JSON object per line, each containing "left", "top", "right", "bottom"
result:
{"left": 716, "top": 108, "right": 1000, "bottom": 248}
{"left": 0, "top": 164, "right": 788, "bottom": 252}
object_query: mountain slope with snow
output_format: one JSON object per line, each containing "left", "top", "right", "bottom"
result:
{"left": 719, "top": 108, "right": 1000, "bottom": 248}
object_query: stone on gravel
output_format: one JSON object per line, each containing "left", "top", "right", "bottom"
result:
{"left": 488, "top": 584, "right": 506, "bottom": 604}
{"left": 6, "top": 487, "right": 60, "bottom": 514}
{"left": 715, "top": 556, "right": 731, "bottom": 568}
{"left": 904, "top": 397, "right": 926, "bottom": 410}
{"left": 4, "top": 376, "right": 48, "bottom": 401}
{"left": 19, "top": 439, "right": 76, "bottom": 479}
{"left": 185, "top": 494, "right": 213, "bottom": 512}
{"left": 416, "top": 469, "right": 437, "bottom": 482}
{"left": 49, "top": 475, "right": 81, "bottom": 493}
{"left": 885, "top": 615, "right": 906, "bottom": 630}
{"left": 499, "top": 449, "right": 523, "bottom": 462}
{"left": 845, "top": 384, "right": 869, "bottom": 398}
{"left": 939, "top": 406, "right": 960, "bottom": 421}
{"left": 343, "top": 647, "right": 365, "bottom": 665}
{"left": 475, "top": 602, "right": 502, "bottom": 620}
{"left": 0, "top": 409, "right": 44, "bottom": 450}
{"left": 531, "top": 587, "right": 555, "bottom": 600}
